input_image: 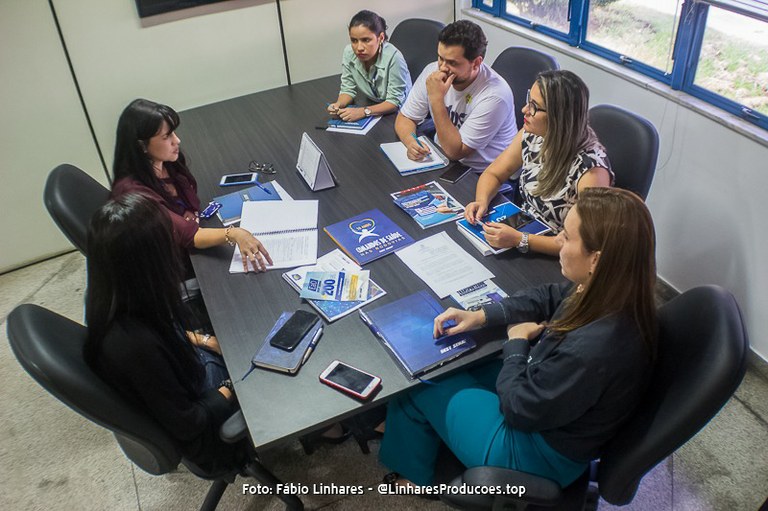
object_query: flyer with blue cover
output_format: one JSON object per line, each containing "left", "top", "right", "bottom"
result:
{"left": 323, "top": 209, "right": 415, "bottom": 265}
{"left": 391, "top": 181, "right": 464, "bottom": 229}
{"left": 359, "top": 290, "right": 476, "bottom": 379}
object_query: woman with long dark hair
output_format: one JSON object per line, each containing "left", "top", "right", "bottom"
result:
{"left": 326, "top": 10, "right": 411, "bottom": 122}
{"left": 112, "top": 98, "right": 272, "bottom": 272}
{"left": 465, "top": 70, "right": 613, "bottom": 255}
{"left": 380, "top": 188, "right": 657, "bottom": 488}
{"left": 85, "top": 193, "right": 242, "bottom": 469}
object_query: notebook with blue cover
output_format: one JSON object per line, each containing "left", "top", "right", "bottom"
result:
{"left": 251, "top": 311, "right": 323, "bottom": 374}
{"left": 327, "top": 116, "right": 374, "bottom": 130}
{"left": 212, "top": 182, "right": 280, "bottom": 226}
{"left": 323, "top": 209, "right": 415, "bottom": 265}
{"left": 359, "top": 291, "right": 476, "bottom": 379}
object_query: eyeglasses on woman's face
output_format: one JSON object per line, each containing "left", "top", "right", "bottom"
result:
{"left": 525, "top": 89, "right": 547, "bottom": 117}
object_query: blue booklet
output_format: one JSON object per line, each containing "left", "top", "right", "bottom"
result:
{"left": 391, "top": 180, "right": 464, "bottom": 229}
{"left": 212, "top": 182, "right": 280, "bottom": 226}
{"left": 359, "top": 291, "right": 476, "bottom": 379}
{"left": 456, "top": 201, "right": 551, "bottom": 255}
{"left": 323, "top": 209, "right": 415, "bottom": 265}
{"left": 248, "top": 311, "right": 323, "bottom": 375}
{"left": 327, "top": 116, "right": 374, "bottom": 130}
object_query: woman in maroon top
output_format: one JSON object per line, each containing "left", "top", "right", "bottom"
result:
{"left": 111, "top": 99, "right": 272, "bottom": 272}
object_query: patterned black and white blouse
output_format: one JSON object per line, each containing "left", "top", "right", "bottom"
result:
{"left": 518, "top": 131, "right": 613, "bottom": 232}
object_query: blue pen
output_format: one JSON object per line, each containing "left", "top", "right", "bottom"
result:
{"left": 411, "top": 132, "right": 426, "bottom": 149}
{"left": 253, "top": 179, "right": 272, "bottom": 195}
{"left": 301, "top": 327, "right": 324, "bottom": 365}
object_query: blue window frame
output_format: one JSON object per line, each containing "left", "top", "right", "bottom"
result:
{"left": 472, "top": 0, "right": 768, "bottom": 131}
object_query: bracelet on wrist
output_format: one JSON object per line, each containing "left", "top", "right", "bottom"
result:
{"left": 224, "top": 226, "right": 235, "bottom": 246}
{"left": 219, "top": 378, "right": 234, "bottom": 393}
{"left": 201, "top": 334, "right": 211, "bottom": 347}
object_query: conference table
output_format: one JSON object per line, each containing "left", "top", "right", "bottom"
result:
{"left": 177, "top": 75, "right": 564, "bottom": 452}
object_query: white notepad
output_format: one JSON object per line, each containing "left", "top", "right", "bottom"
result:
{"left": 229, "top": 200, "right": 319, "bottom": 272}
{"left": 380, "top": 137, "right": 449, "bottom": 175}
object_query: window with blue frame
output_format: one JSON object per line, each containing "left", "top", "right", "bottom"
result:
{"left": 472, "top": 0, "right": 768, "bottom": 131}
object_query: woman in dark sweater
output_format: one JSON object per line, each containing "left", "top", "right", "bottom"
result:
{"left": 380, "top": 187, "right": 658, "bottom": 487}
{"left": 111, "top": 99, "right": 271, "bottom": 273}
{"left": 84, "top": 193, "right": 242, "bottom": 470}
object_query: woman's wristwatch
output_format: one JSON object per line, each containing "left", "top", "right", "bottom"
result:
{"left": 517, "top": 232, "right": 530, "bottom": 253}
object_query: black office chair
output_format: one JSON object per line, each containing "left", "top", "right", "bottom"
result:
{"left": 389, "top": 18, "right": 446, "bottom": 82}
{"left": 491, "top": 46, "right": 560, "bottom": 131}
{"left": 441, "top": 285, "right": 749, "bottom": 510}
{"left": 44, "top": 163, "right": 111, "bottom": 255}
{"left": 589, "top": 104, "right": 659, "bottom": 200}
{"left": 6, "top": 304, "right": 304, "bottom": 511}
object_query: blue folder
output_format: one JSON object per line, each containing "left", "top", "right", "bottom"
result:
{"left": 359, "top": 291, "right": 476, "bottom": 379}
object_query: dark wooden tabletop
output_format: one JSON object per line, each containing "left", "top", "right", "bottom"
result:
{"left": 178, "top": 75, "right": 564, "bottom": 450}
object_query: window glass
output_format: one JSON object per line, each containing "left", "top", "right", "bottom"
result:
{"left": 587, "top": 0, "right": 681, "bottom": 73}
{"left": 481, "top": 0, "right": 494, "bottom": 7}
{"left": 504, "top": 0, "right": 570, "bottom": 33}
{"left": 693, "top": 7, "right": 768, "bottom": 116}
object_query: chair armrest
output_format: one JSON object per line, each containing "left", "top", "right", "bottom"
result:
{"left": 219, "top": 410, "right": 247, "bottom": 443}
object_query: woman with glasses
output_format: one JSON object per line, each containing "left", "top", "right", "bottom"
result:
{"left": 112, "top": 99, "right": 272, "bottom": 273}
{"left": 380, "top": 188, "right": 656, "bottom": 489}
{"left": 464, "top": 70, "right": 613, "bottom": 255}
{"left": 326, "top": 10, "right": 411, "bottom": 122}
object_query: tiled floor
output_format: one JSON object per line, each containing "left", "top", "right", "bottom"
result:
{"left": 2, "top": 252, "right": 767, "bottom": 510}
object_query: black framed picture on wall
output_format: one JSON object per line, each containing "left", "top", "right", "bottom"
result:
{"left": 134, "top": 0, "right": 230, "bottom": 18}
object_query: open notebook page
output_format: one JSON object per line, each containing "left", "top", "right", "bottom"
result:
{"left": 229, "top": 200, "right": 319, "bottom": 272}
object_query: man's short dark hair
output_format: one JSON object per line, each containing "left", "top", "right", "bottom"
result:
{"left": 438, "top": 20, "right": 488, "bottom": 60}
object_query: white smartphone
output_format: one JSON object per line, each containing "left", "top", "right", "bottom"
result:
{"left": 319, "top": 360, "right": 381, "bottom": 400}
{"left": 219, "top": 172, "right": 258, "bottom": 187}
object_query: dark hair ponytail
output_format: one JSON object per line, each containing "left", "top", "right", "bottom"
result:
{"left": 349, "top": 10, "right": 388, "bottom": 40}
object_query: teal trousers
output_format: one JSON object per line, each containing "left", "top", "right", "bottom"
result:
{"left": 379, "top": 360, "right": 586, "bottom": 486}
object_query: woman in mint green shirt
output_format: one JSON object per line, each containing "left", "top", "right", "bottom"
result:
{"left": 327, "top": 10, "right": 411, "bottom": 122}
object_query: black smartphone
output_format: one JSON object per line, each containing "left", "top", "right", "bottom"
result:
{"left": 269, "top": 310, "right": 320, "bottom": 351}
{"left": 503, "top": 211, "right": 534, "bottom": 230}
{"left": 439, "top": 162, "right": 470, "bottom": 184}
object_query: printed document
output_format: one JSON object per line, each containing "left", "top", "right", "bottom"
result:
{"left": 395, "top": 232, "right": 494, "bottom": 298}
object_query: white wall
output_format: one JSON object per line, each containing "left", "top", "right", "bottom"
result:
{"left": 0, "top": 1, "right": 104, "bottom": 271}
{"left": 0, "top": 0, "right": 452, "bottom": 273}
{"left": 52, "top": 0, "right": 286, "bottom": 175}
{"left": 281, "top": 0, "right": 453, "bottom": 84}
{"left": 465, "top": 9, "right": 768, "bottom": 361}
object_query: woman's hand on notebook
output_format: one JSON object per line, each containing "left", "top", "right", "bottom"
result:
{"left": 433, "top": 307, "right": 486, "bottom": 338}
{"left": 232, "top": 228, "right": 274, "bottom": 272}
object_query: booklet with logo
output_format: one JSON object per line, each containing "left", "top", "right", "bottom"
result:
{"left": 324, "top": 209, "right": 415, "bottom": 265}
{"left": 391, "top": 180, "right": 465, "bottom": 229}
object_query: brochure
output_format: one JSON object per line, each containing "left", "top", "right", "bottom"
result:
{"left": 391, "top": 181, "right": 465, "bottom": 229}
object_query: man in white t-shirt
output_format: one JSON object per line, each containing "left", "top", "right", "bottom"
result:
{"left": 395, "top": 20, "right": 517, "bottom": 173}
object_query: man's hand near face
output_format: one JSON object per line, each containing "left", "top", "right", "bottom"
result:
{"left": 426, "top": 70, "right": 456, "bottom": 105}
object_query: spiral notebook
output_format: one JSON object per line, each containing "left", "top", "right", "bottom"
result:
{"left": 229, "top": 200, "right": 319, "bottom": 272}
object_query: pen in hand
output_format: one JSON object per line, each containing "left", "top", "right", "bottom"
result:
{"left": 411, "top": 132, "right": 425, "bottom": 149}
